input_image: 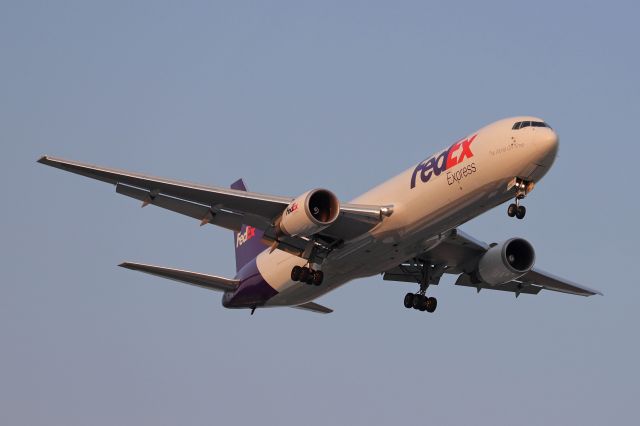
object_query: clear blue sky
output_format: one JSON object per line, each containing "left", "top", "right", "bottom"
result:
{"left": 2, "top": 1, "right": 639, "bottom": 425}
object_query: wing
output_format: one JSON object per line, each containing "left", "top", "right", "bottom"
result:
{"left": 383, "top": 229, "right": 602, "bottom": 297}
{"left": 119, "top": 262, "right": 239, "bottom": 292}
{"left": 38, "top": 156, "right": 389, "bottom": 248}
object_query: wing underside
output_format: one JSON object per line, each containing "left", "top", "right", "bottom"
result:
{"left": 383, "top": 229, "right": 602, "bottom": 297}
{"left": 39, "top": 156, "right": 390, "bottom": 246}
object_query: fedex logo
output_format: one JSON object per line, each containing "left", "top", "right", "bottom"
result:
{"left": 236, "top": 225, "right": 256, "bottom": 247}
{"left": 285, "top": 202, "right": 298, "bottom": 215}
{"left": 410, "top": 134, "right": 477, "bottom": 189}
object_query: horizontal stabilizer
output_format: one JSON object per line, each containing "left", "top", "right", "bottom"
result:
{"left": 292, "top": 301, "right": 333, "bottom": 314}
{"left": 119, "top": 262, "right": 239, "bottom": 292}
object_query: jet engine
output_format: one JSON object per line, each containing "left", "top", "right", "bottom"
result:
{"left": 279, "top": 189, "right": 340, "bottom": 237}
{"left": 476, "top": 238, "right": 536, "bottom": 285}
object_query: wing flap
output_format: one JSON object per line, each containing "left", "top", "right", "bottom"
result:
{"left": 455, "top": 273, "right": 542, "bottom": 295}
{"left": 119, "top": 262, "right": 239, "bottom": 292}
{"left": 39, "top": 156, "right": 291, "bottom": 220}
{"left": 116, "top": 184, "right": 245, "bottom": 231}
{"left": 518, "top": 268, "right": 603, "bottom": 296}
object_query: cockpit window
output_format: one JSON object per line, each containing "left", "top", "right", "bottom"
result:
{"left": 512, "top": 121, "right": 551, "bottom": 130}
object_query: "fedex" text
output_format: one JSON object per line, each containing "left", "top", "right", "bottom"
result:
{"left": 236, "top": 225, "right": 256, "bottom": 247}
{"left": 410, "top": 134, "right": 477, "bottom": 189}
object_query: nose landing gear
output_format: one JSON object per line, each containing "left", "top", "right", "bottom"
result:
{"left": 507, "top": 178, "right": 534, "bottom": 220}
{"left": 291, "top": 265, "right": 323, "bottom": 286}
{"left": 507, "top": 200, "right": 526, "bottom": 219}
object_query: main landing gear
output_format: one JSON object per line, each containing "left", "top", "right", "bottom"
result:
{"left": 291, "top": 265, "right": 323, "bottom": 286}
{"left": 403, "top": 260, "right": 440, "bottom": 313}
{"left": 507, "top": 177, "right": 533, "bottom": 220}
{"left": 404, "top": 292, "right": 437, "bottom": 313}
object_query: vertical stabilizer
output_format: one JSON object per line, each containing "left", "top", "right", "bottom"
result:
{"left": 230, "top": 179, "right": 268, "bottom": 272}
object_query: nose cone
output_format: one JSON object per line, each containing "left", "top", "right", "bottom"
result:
{"left": 535, "top": 129, "right": 559, "bottom": 167}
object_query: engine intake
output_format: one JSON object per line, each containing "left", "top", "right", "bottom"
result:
{"left": 476, "top": 238, "right": 535, "bottom": 285}
{"left": 279, "top": 189, "right": 340, "bottom": 237}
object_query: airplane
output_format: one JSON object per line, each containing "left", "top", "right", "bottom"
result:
{"left": 38, "top": 116, "right": 602, "bottom": 315}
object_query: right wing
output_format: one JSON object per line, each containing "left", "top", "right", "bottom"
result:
{"left": 39, "top": 156, "right": 390, "bottom": 251}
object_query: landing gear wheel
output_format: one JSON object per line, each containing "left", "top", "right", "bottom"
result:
{"left": 507, "top": 203, "right": 517, "bottom": 217}
{"left": 412, "top": 294, "right": 428, "bottom": 311}
{"left": 516, "top": 205, "right": 526, "bottom": 219}
{"left": 412, "top": 294, "right": 423, "bottom": 310}
{"left": 305, "top": 275, "right": 315, "bottom": 285}
{"left": 403, "top": 293, "right": 414, "bottom": 308}
{"left": 419, "top": 296, "right": 428, "bottom": 311}
{"left": 299, "top": 267, "right": 310, "bottom": 282}
{"left": 312, "top": 270, "right": 324, "bottom": 286}
{"left": 426, "top": 297, "right": 438, "bottom": 313}
{"left": 291, "top": 266, "right": 302, "bottom": 281}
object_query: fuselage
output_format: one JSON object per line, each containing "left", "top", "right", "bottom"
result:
{"left": 223, "top": 116, "right": 559, "bottom": 309}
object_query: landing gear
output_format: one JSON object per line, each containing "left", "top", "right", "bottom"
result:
{"left": 402, "top": 260, "right": 441, "bottom": 313}
{"left": 507, "top": 203, "right": 526, "bottom": 219}
{"left": 507, "top": 177, "right": 533, "bottom": 220}
{"left": 291, "top": 265, "right": 323, "bottom": 285}
{"left": 404, "top": 292, "right": 438, "bottom": 313}
{"left": 403, "top": 293, "right": 414, "bottom": 308}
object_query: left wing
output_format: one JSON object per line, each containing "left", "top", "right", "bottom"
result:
{"left": 38, "top": 156, "right": 389, "bottom": 250}
{"left": 383, "top": 229, "right": 602, "bottom": 297}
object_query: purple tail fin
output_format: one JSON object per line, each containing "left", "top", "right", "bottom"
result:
{"left": 231, "top": 179, "right": 269, "bottom": 272}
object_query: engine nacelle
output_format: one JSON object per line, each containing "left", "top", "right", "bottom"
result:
{"left": 476, "top": 238, "right": 536, "bottom": 285}
{"left": 279, "top": 189, "right": 340, "bottom": 237}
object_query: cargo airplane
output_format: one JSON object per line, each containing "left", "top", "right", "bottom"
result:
{"left": 38, "top": 116, "right": 601, "bottom": 314}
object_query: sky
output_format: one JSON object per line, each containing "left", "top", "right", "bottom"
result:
{"left": 2, "top": 1, "right": 639, "bottom": 425}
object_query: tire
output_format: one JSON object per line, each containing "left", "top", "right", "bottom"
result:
{"left": 412, "top": 294, "right": 423, "bottom": 310}
{"left": 312, "top": 270, "right": 324, "bottom": 286}
{"left": 299, "top": 267, "right": 310, "bottom": 282}
{"left": 507, "top": 203, "right": 517, "bottom": 217}
{"left": 291, "top": 266, "right": 302, "bottom": 281}
{"left": 404, "top": 293, "right": 414, "bottom": 308}
{"left": 426, "top": 297, "right": 438, "bottom": 313}
{"left": 516, "top": 205, "right": 526, "bottom": 219}
{"left": 413, "top": 294, "right": 427, "bottom": 311}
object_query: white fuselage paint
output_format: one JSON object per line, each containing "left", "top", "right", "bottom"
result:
{"left": 257, "top": 117, "right": 559, "bottom": 307}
